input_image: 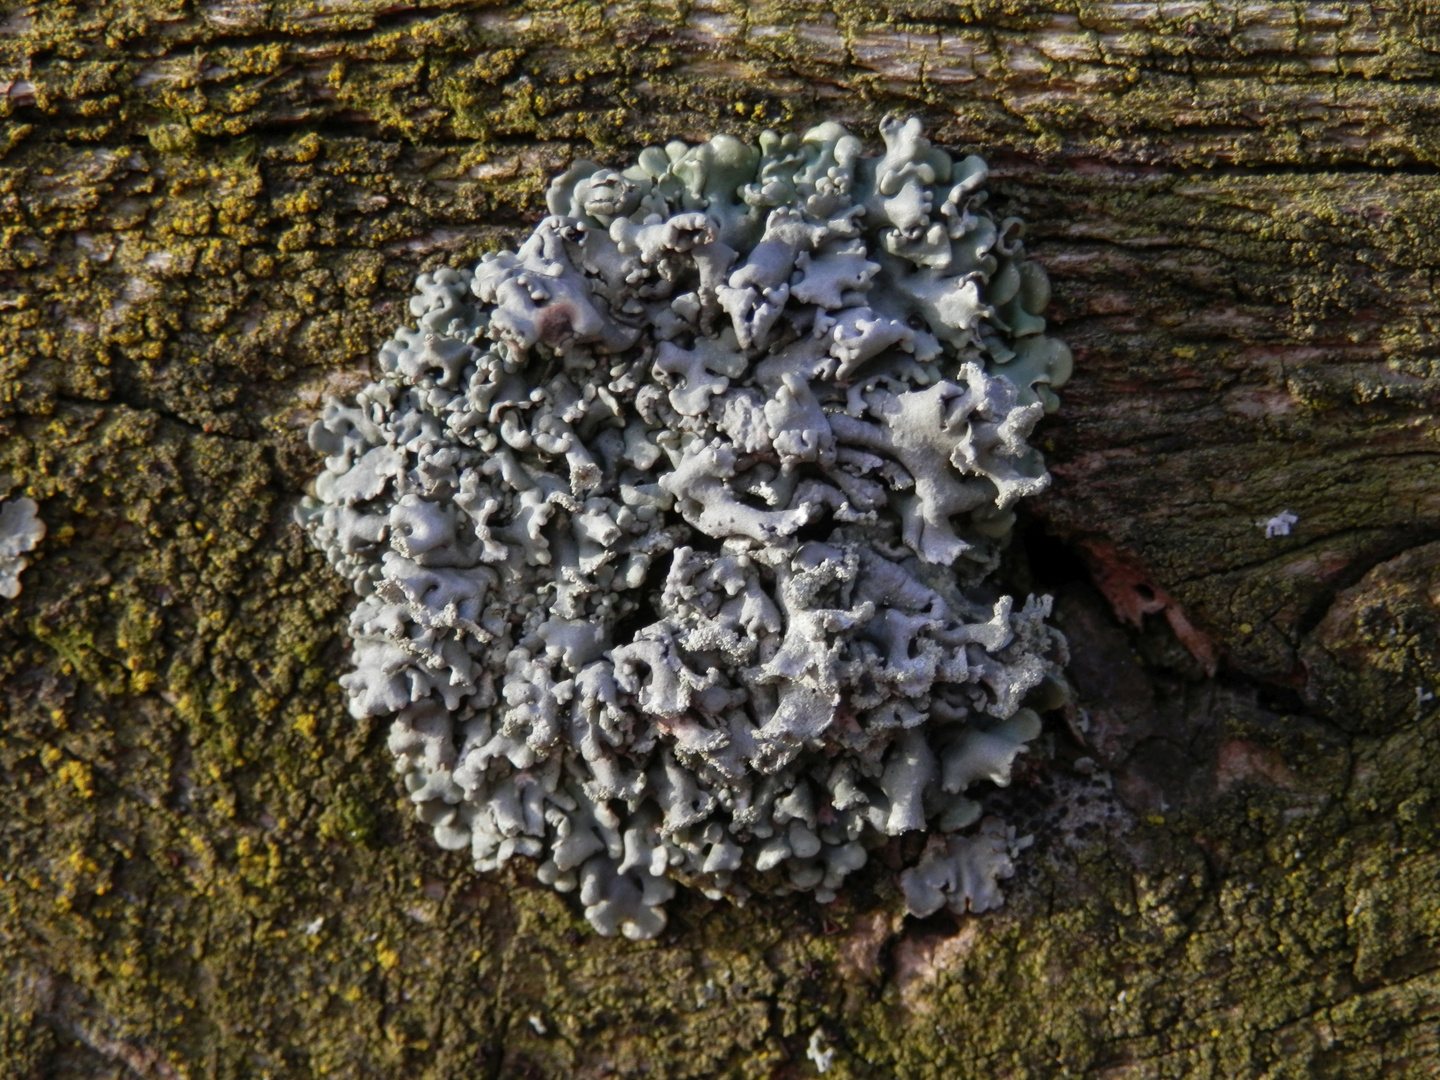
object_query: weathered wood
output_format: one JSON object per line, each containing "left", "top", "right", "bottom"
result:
{"left": 2, "top": 2, "right": 1438, "bottom": 1078}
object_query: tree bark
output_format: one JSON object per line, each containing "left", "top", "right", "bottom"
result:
{"left": 2, "top": 2, "right": 1438, "bottom": 1077}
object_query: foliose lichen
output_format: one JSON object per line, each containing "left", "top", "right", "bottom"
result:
{"left": 0, "top": 497, "right": 45, "bottom": 600}
{"left": 299, "top": 116, "right": 1072, "bottom": 938}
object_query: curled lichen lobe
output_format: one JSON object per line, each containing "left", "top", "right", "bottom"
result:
{"left": 0, "top": 496, "right": 45, "bottom": 600}
{"left": 300, "top": 116, "right": 1071, "bottom": 938}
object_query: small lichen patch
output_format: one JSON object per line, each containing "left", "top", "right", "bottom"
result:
{"left": 0, "top": 495, "right": 44, "bottom": 598}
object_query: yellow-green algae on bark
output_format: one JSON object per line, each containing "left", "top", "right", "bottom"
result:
{"left": 1, "top": 1, "right": 1439, "bottom": 1077}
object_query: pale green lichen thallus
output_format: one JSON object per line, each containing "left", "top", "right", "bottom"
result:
{"left": 298, "top": 117, "right": 1072, "bottom": 939}
{"left": 0, "top": 496, "right": 45, "bottom": 600}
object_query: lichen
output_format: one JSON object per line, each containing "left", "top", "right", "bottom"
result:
{"left": 0, "top": 496, "right": 44, "bottom": 599}
{"left": 300, "top": 116, "right": 1070, "bottom": 938}
{"left": 2, "top": 2, "right": 1440, "bottom": 1074}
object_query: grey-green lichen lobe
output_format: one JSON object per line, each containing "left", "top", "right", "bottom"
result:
{"left": 0, "top": 494, "right": 44, "bottom": 597}
{"left": 0, "top": 0, "right": 1438, "bottom": 1077}
{"left": 300, "top": 116, "right": 1071, "bottom": 938}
